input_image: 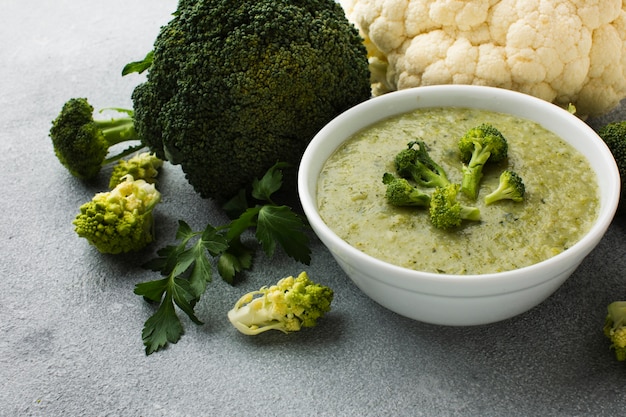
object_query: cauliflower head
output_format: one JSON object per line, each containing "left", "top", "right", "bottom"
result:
{"left": 73, "top": 175, "right": 161, "bottom": 254}
{"left": 343, "top": 0, "right": 626, "bottom": 116}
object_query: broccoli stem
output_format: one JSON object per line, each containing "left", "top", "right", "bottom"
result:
{"left": 227, "top": 296, "right": 288, "bottom": 335}
{"left": 96, "top": 119, "right": 144, "bottom": 164}
{"left": 96, "top": 119, "right": 138, "bottom": 144}
{"left": 460, "top": 206, "right": 481, "bottom": 221}
{"left": 460, "top": 164, "right": 483, "bottom": 200}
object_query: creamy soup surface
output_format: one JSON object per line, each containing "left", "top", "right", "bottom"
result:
{"left": 316, "top": 107, "right": 599, "bottom": 274}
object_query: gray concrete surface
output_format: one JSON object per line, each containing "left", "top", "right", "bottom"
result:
{"left": 1, "top": 1, "right": 626, "bottom": 416}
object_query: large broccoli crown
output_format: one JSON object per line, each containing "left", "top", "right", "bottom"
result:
{"left": 73, "top": 176, "right": 161, "bottom": 254}
{"left": 132, "top": 0, "right": 371, "bottom": 201}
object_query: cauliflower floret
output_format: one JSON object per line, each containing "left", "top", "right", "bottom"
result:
{"left": 344, "top": 0, "right": 626, "bottom": 116}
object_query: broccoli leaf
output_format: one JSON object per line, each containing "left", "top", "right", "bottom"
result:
{"left": 122, "top": 50, "right": 154, "bottom": 76}
{"left": 256, "top": 205, "right": 311, "bottom": 264}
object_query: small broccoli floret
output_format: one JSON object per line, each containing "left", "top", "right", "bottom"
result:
{"left": 131, "top": 0, "right": 371, "bottom": 201}
{"left": 603, "top": 301, "right": 626, "bottom": 362}
{"left": 73, "top": 175, "right": 161, "bottom": 254}
{"left": 227, "top": 271, "right": 333, "bottom": 335}
{"left": 484, "top": 170, "right": 525, "bottom": 205}
{"left": 394, "top": 140, "right": 450, "bottom": 188}
{"left": 598, "top": 121, "right": 626, "bottom": 213}
{"left": 109, "top": 152, "right": 163, "bottom": 189}
{"left": 429, "top": 183, "right": 481, "bottom": 230}
{"left": 382, "top": 172, "right": 431, "bottom": 207}
{"left": 50, "top": 98, "right": 143, "bottom": 180}
{"left": 458, "top": 123, "right": 509, "bottom": 200}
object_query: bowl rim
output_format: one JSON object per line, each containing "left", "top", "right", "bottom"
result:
{"left": 298, "top": 85, "right": 620, "bottom": 294}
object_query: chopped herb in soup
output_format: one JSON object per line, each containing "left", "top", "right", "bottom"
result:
{"left": 316, "top": 107, "right": 599, "bottom": 274}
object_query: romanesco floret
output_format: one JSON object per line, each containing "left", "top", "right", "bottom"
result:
{"left": 109, "top": 152, "right": 163, "bottom": 189}
{"left": 382, "top": 172, "right": 430, "bottom": 207}
{"left": 604, "top": 301, "right": 626, "bottom": 362}
{"left": 394, "top": 140, "right": 450, "bottom": 189}
{"left": 73, "top": 175, "right": 161, "bottom": 254}
{"left": 458, "top": 124, "right": 508, "bottom": 200}
{"left": 484, "top": 170, "right": 525, "bottom": 205}
{"left": 429, "top": 183, "right": 481, "bottom": 230}
{"left": 227, "top": 272, "right": 333, "bottom": 335}
{"left": 49, "top": 98, "right": 142, "bottom": 180}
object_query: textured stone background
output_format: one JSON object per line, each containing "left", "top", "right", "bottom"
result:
{"left": 1, "top": 1, "right": 625, "bottom": 416}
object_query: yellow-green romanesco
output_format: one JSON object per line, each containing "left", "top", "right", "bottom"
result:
{"left": 73, "top": 175, "right": 161, "bottom": 254}
{"left": 109, "top": 152, "right": 163, "bottom": 189}
{"left": 227, "top": 272, "right": 334, "bottom": 335}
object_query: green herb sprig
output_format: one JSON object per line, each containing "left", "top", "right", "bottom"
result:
{"left": 134, "top": 162, "right": 311, "bottom": 354}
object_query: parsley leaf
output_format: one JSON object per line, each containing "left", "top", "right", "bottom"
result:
{"left": 256, "top": 205, "right": 311, "bottom": 264}
{"left": 251, "top": 161, "right": 290, "bottom": 202}
{"left": 135, "top": 162, "right": 311, "bottom": 354}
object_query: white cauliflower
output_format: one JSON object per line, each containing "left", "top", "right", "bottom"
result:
{"left": 343, "top": 0, "right": 626, "bottom": 116}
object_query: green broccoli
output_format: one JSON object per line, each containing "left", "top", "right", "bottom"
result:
{"left": 49, "top": 98, "right": 143, "bottom": 180}
{"left": 394, "top": 140, "right": 450, "bottom": 189}
{"left": 484, "top": 170, "right": 525, "bottom": 205}
{"left": 73, "top": 175, "right": 161, "bottom": 254}
{"left": 109, "top": 152, "right": 163, "bottom": 189}
{"left": 429, "top": 183, "right": 481, "bottom": 230}
{"left": 227, "top": 272, "right": 334, "bottom": 335}
{"left": 130, "top": 0, "right": 371, "bottom": 201}
{"left": 598, "top": 121, "right": 626, "bottom": 212}
{"left": 382, "top": 172, "right": 431, "bottom": 207}
{"left": 458, "top": 123, "right": 509, "bottom": 200}
{"left": 603, "top": 301, "right": 626, "bottom": 362}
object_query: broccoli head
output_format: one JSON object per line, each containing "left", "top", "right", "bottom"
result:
{"left": 49, "top": 98, "right": 143, "bottom": 180}
{"left": 429, "top": 183, "right": 481, "bottom": 230}
{"left": 73, "top": 175, "right": 161, "bottom": 254}
{"left": 109, "top": 152, "right": 163, "bottom": 189}
{"left": 604, "top": 301, "right": 626, "bottom": 362}
{"left": 394, "top": 140, "right": 450, "bottom": 189}
{"left": 598, "top": 121, "right": 626, "bottom": 212}
{"left": 227, "top": 271, "right": 333, "bottom": 335}
{"left": 484, "top": 170, "right": 525, "bottom": 205}
{"left": 131, "top": 0, "right": 371, "bottom": 201}
{"left": 458, "top": 123, "right": 508, "bottom": 200}
{"left": 382, "top": 172, "right": 431, "bottom": 207}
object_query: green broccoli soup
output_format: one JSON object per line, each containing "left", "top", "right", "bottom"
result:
{"left": 316, "top": 107, "right": 599, "bottom": 275}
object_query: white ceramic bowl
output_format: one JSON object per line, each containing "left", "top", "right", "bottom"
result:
{"left": 298, "top": 85, "right": 620, "bottom": 326}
